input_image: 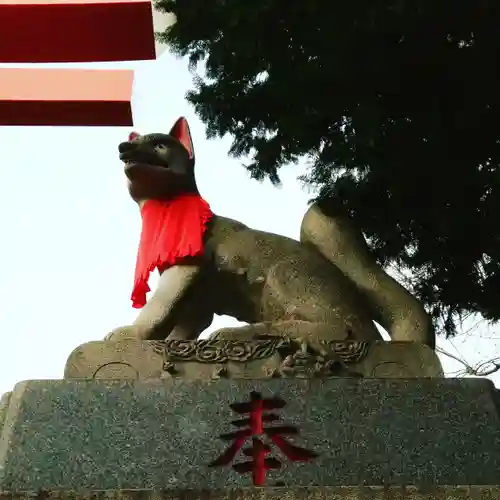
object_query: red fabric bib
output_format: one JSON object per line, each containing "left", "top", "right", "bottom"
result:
{"left": 131, "top": 194, "right": 213, "bottom": 308}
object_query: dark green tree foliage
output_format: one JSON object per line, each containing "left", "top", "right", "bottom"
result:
{"left": 156, "top": 0, "right": 500, "bottom": 336}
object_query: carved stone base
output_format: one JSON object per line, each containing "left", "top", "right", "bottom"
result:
{"left": 64, "top": 338, "right": 443, "bottom": 380}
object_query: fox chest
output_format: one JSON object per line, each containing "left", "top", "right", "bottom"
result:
{"left": 204, "top": 240, "right": 271, "bottom": 322}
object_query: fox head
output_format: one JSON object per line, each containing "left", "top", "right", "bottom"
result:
{"left": 118, "top": 117, "right": 197, "bottom": 202}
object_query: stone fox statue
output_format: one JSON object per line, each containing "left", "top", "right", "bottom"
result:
{"left": 107, "top": 117, "right": 435, "bottom": 348}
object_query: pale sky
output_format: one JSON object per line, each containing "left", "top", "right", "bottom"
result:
{"left": 0, "top": 52, "right": 498, "bottom": 396}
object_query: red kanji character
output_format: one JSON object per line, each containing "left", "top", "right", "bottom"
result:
{"left": 210, "top": 391, "right": 317, "bottom": 485}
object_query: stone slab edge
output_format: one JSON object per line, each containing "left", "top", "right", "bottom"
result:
{"left": 0, "top": 392, "right": 11, "bottom": 435}
{"left": 0, "top": 384, "right": 27, "bottom": 476}
{"left": 0, "top": 486, "right": 499, "bottom": 500}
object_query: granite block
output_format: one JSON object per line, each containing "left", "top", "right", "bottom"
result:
{"left": 0, "top": 378, "right": 498, "bottom": 491}
{"left": 1, "top": 486, "right": 500, "bottom": 500}
{"left": 64, "top": 339, "right": 443, "bottom": 380}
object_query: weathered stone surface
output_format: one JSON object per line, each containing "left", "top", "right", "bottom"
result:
{"left": 0, "top": 378, "right": 497, "bottom": 491}
{"left": 0, "top": 392, "right": 11, "bottom": 434}
{"left": 64, "top": 339, "right": 443, "bottom": 380}
{"left": 1, "top": 486, "right": 500, "bottom": 500}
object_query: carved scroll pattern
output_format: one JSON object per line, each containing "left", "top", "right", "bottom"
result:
{"left": 318, "top": 340, "right": 370, "bottom": 364}
{"left": 278, "top": 341, "right": 366, "bottom": 378}
{"left": 152, "top": 338, "right": 286, "bottom": 363}
{"left": 151, "top": 338, "right": 369, "bottom": 372}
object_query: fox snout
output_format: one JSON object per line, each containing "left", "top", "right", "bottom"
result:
{"left": 118, "top": 141, "right": 135, "bottom": 154}
{"left": 119, "top": 141, "right": 141, "bottom": 162}
{"left": 118, "top": 141, "right": 162, "bottom": 166}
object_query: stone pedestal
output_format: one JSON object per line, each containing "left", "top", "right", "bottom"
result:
{"left": 1, "top": 337, "right": 498, "bottom": 499}
{"left": 1, "top": 377, "right": 500, "bottom": 498}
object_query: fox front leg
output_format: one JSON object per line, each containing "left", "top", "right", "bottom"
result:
{"left": 106, "top": 264, "right": 202, "bottom": 341}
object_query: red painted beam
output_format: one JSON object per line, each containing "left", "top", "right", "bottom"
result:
{"left": 0, "top": 0, "right": 156, "bottom": 63}
{"left": 0, "top": 68, "right": 134, "bottom": 126}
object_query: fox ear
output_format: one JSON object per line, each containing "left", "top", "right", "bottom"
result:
{"left": 169, "top": 117, "right": 194, "bottom": 160}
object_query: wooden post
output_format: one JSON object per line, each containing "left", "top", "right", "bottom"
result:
{"left": 0, "top": 68, "right": 134, "bottom": 126}
{"left": 0, "top": 0, "right": 172, "bottom": 125}
{"left": 0, "top": 0, "right": 156, "bottom": 63}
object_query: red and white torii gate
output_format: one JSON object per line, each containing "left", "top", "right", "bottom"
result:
{"left": 0, "top": 0, "right": 172, "bottom": 126}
